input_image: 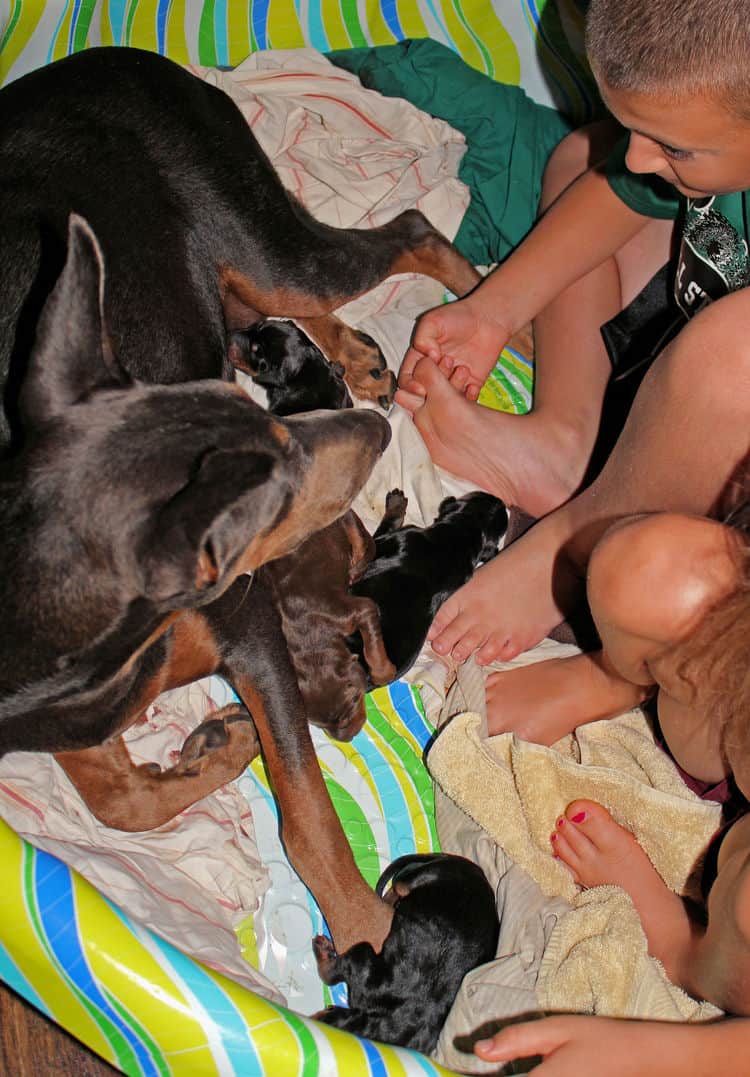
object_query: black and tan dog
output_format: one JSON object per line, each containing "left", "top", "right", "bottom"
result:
{"left": 0, "top": 46, "right": 480, "bottom": 951}
{"left": 313, "top": 853, "right": 500, "bottom": 1053}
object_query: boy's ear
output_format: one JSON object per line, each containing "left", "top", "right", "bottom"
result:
{"left": 19, "top": 212, "right": 130, "bottom": 428}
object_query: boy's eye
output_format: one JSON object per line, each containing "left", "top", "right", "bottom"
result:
{"left": 659, "top": 142, "right": 693, "bottom": 161}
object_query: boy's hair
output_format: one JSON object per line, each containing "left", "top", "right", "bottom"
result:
{"left": 670, "top": 505, "right": 750, "bottom": 756}
{"left": 586, "top": 0, "right": 750, "bottom": 120}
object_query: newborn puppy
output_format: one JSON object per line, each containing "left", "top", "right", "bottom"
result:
{"left": 351, "top": 489, "right": 508, "bottom": 683}
{"left": 313, "top": 853, "right": 499, "bottom": 1053}
{"left": 229, "top": 320, "right": 353, "bottom": 414}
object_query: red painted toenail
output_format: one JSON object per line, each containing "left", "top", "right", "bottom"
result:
{"left": 556, "top": 817, "right": 565, "bottom": 828}
{"left": 550, "top": 832, "right": 558, "bottom": 843}
{"left": 571, "top": 811, "right": 587, "bottom": 823}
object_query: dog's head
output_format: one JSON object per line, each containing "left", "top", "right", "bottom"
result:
{"left": 229, "top": 320, "right": 353, "bottom": 415}
{"left": 0, "top": 215, "right": 390, "bottom": 688}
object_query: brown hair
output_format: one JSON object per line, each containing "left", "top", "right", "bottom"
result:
{"left": 585, "top": 0, "right": 750, "bottom": 120}
{"left": 668, "top": 506, "right": 750, "bottom": 759}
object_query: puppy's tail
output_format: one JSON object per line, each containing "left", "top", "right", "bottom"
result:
{"left": 375, "top": 852, "right": 453, "bottom": 898}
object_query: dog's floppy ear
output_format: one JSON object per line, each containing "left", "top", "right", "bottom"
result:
{"left": 137, "top": 449, "right": 285, "bottom": 604}
{"left": 20, "top": 213, "right": 130, "bottom": 427}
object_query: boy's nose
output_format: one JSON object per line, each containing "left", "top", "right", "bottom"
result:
{"left": 625, "top": 132, "right": 670, "bottom": 176}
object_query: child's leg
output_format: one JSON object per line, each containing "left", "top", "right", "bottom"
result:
{"left": 485, "top": 650, "right": 647, "bottom": 742}
{"left": 429, "top": 288, "right": 750, "bottom": 664}
{"left": 552, "top": 801, "right": 699, "bottom": 988}
{"left": 554, "top": 803, "right": 750, "bottom": 1015}
{"left": 401, "top": 121, "right": 674, "bottom": 519}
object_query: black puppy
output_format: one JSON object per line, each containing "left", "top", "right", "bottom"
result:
{"left": 313, "top": 853, "right": 499, "bottom": 1053}
{"left": 230, "top": 320, "right": 353, "bottom": 415}
{"left": 352, "top": 489, "right": 508, "bottom": 683}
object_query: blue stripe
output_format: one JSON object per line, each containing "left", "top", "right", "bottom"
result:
{"left": 251, "top": 0, "right": 270, "bottom": 51}
{"left": 506, "top": 345, "right": 534, "bottom": 373}
{"left": 379, "top": 0, "right": 404, "bottom": 41}
{"left": 306, "top": 0, "right": 330, "bottom": 54}
{"left": 350, "top": 726, "right": 409, "bottom": 857}
{"left": 47, "top": 0, "right": 70, "bottom": 61}
{"left": 0, "top": 939, "right": 51, "bottom": 1016}
{"left": 33, "top": 850, "right": 158, "bottom": 1077}
{"left": 386, "top": 681, "right": 433, "bottom": 750}
{"left": 155, "top": 0, "right": 171, "bottom": 54}
{"left": 213, "top": 0, "right": 229, "bottom": 66}
{"left": 361, "top": 1036, "right": 388, "bottom": 1077}
{"left": 66, "top": 0, "right": 83, "bottom": 50}
{"left": 108, "top": 0, "right": 128, "bottom": 42}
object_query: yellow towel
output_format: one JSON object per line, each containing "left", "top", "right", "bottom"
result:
{"left": 427, "top": 645, "right": 723, "bottom": 1022}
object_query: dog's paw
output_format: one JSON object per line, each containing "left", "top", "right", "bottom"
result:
{"left": 174, "top": 705, "right": 259, "bottom": 777}
{"left": 339, "top": 329, "right": 396, "bottom": 408}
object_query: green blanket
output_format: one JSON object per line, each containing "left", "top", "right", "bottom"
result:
{"left": 329, "top": 39, "right": 573, "bottom": 267}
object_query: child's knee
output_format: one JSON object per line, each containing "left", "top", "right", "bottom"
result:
{"left": 588, "top": 514, "right": 740, "bottom": 644}
{"left": 540, "top": 119, "right": 621, "bottom": 208}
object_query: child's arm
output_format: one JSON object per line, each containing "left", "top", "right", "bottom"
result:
{"left": 400, "top": 164, "right": 652, "bottom": 397}
{"left": 474, "top": 1014, "right": 750, "bottom": 1076}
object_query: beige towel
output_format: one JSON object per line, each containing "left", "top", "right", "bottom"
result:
{"left": 428, "top": 644, "right": 722, "bottom": 1026}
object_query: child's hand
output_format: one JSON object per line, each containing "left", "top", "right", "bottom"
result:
{"left": 474, "top": 1014, "right": 703, "bottom": 1076}
{"left": 399, "top": 297, "right": 511, "bottom": 401}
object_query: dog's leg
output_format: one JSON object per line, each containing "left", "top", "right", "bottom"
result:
{"left": 54, "top": 707, "right": 259, "bottom": 832}
{"left": 225, "top": 578, "right": 394, "bottom": 952}
{"left": 348, "top": 596, "right": 397, "bottom": 686}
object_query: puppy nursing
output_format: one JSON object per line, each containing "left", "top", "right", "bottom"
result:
{"left": 313, "top": 853, "right": 500, "bottom": 1054}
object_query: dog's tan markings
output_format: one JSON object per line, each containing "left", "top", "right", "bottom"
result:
{"left": 232, "top": 673, "right": 394, "bottom": 952}
{"left": 296, "top": 315, "right": 396, "bottom": 405}
{"left": 389, "top": 238, "right": 481, "bottom": 298}
{"left": 220, "top": 267, "right": 349, "bottom": 323}
{"left": 54, "top": 709, "right": 258, "bottom": 832}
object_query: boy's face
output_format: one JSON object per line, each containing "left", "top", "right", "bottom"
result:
{"left": 599, "top": 80, "right": 750, "bottom": 198}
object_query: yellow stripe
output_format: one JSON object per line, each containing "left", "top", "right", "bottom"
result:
{"left": 165, "top": 0, "right": 191, "bottom": 64}
{"left": 0, "top": 822, "right": 115, "bottom": 1062}
{"left": 264, "top": 0, "right": 306, "bottom": 52}
{"left": 395, "top": 0, "right": 429, "bottom": 41}
{"left": 76, "top": 881, "right": 209, "bottom": 1056}
{"left": 319, "top": 0, "right": 351, "bottom": 50}
{"left": 0, "top": 1, "right": 45, "bottom": 82}
{"left": 362, "top": 0, "right": 396, "bottom": 45}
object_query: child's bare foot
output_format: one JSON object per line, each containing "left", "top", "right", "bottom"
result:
{"left": 427, "top": 515, "right": 583, "bottom": 664}
{"left": 485, "top": 652, "right": 648, "bottom": 741}
{"left": 395, "top": 356, "right": 589, "bottom": 518}
{"left": 552, "top": 800, "right": 699, "bottom": 989}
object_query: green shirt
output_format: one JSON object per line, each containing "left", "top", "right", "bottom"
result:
{"left": 607, "top": 136, "right": 750, "bottom": 317}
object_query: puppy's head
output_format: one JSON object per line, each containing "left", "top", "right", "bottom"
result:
{"left": 436, "top": 491, "right": 508, "bottom": 563}
{"left": 229, "top": 320, "right": 352, "bottom": 415}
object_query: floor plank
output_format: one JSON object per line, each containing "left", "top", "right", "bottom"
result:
{"left": 0, "top": 981, "right": 119, "bottom": 1076}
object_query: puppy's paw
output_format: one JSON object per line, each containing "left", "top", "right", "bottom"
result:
{"left": 313, "top": 934, "right": 339, "bottom": 981}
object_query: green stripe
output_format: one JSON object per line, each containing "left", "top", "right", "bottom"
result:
{"left": 105, "top": 989, "right": 170, "bottom": 1077}
{"left": 198, "top": 0, "right": 219, "bottom": 65}
{"left": 22, "top": 849, "right": 139, "bottom": 1074}
{"left": 339, "top": 0, "right": 368, "bottom": 48}
{"left": 448, "top": 0, "right": 493, "bottom": 77}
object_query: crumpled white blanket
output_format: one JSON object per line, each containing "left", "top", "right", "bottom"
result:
{"left": 0, "top": 48, "right": 472, "bottom": 994}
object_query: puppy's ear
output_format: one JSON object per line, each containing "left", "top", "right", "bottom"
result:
{"left": 20, "top": 213, "right": 129, "bottom": 428}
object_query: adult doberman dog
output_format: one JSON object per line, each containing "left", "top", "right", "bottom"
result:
{"left": 0, "top": 46, "right": 480, "bottom": 951}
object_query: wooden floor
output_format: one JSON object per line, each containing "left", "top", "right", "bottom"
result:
{"left": 0, "top": 981, "right": 119, "bottom": 1076}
